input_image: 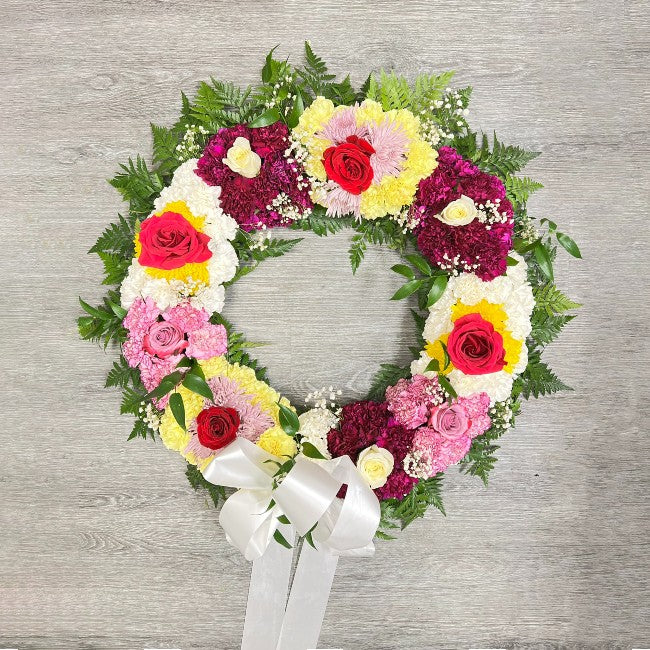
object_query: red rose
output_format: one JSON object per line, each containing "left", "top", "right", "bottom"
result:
{"left": 447, "top": 313, "right": 506, "bottom": 375}
{"left": 323, "top": 135, "right": 375, "bottom": 195}
{"left": 138, "top": 211, "right": 212, "bottom": 270}
{"left": 196, "top": 406, "right": 240, "bottom": 450}
{"left": 143, "top": 321, "right": 187, "bottom": 359}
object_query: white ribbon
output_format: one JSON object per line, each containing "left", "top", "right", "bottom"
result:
{"left": 202, "top": 437, "right": 381, "bottom": 649}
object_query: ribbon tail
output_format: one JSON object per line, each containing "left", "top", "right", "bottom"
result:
{"left": 275, "top": 543, "right": 339, "bottom": 650}
{"left": 241, "top": 523, "right": 295, "bottom": 650}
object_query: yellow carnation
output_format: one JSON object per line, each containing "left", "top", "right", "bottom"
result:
{"left": 257, "top": 428, "right": 297, "bottom": 458}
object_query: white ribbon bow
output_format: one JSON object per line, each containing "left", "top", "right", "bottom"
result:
{"left": 202, "top": 437, "right": 381, "bottom": 560}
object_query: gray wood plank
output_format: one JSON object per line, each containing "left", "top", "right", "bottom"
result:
{"left": 0, "top": 0, "right": 648, "bottom": 648}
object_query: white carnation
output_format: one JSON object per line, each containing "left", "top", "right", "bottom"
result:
{"left": 298, "top": 407, "right": 338, "bottom": 461}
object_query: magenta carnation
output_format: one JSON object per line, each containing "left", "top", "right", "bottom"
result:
{"left": 195, "top": 122, "right": 312, "bottom": 231}
{"left": 412, "top": 146, "right": 514, "bottom": 281}
{"left": 375, "top": 418, "right": 418, "bottom": 500}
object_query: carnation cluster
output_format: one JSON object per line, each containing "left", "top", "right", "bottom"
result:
{"left": 80, "top": 44, "right": 580, "bottom": 540}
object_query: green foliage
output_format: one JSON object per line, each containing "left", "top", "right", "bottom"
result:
{"left": 513, "top": 350, "right": 572, "bottom": 400}
{"left": 120, "top": 386, "right": 146, "bottom": 416}
{"left": 109, "top": 155, "right": 163, "bottom": 218}
{"left": 531, "top": 311, "right": 575, "bottom": 346}
{"left": 89, "top": 214, "right": 135, "bottom": 258}
{"left": 471, "top": 132, "right": 540, "bottom": 177}
{"left": 150, "top": 123, "right": 180, "bottom": 168}
{"left": 533, "top": 283, "right": 582, "bottom": 316}
{"left": 366, "top": 70, "right": 454, "bottom": 113}
{"left": 127, "top": 418, "right": 155, "bottom": 441}
{"left": 348, "top": 217, "right": 408, "bottom": 273}
{"left": 191, "top": 78, "right": 254, "bottom": 131}
{"left": 459, "top": 436, "right": 500, "bottom": 486}
{"left": 506, "top": 175, "right": 544, "bottom": 209}
{"left": 277, "top": 402, "right": 300, "bottom": 436}
{"left": 78, "top": 291, "right": 127, "bottom": 347}
{"left": 380, "top": 475, "right": 445, "bottom": 531}
{"left": 367, "top": 363, "right": 411, "bottom": 402}
{"left": 292, "top": 208, "right": 356, "bottom": 236}
{"left": 211, "top": 313, "right": 269, "bottom": 382}
{"left": 97, "top": 251, "right": 130, "bottom": 286}
{"left": 185, "top": 462, "right": 227, "bottom": 508}
{"left": 105, "top": 356, "right": 140, "bottom": 389}
{"left": 299, "top": 42, "right": 336, "bottom": 95}
{"left": 410, "top": 71, "right": 456, "bottom": 113}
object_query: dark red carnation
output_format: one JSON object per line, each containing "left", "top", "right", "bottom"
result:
{"left": 323, "top": 135, "right": 375, "bottom": 195}
{"left": 196, "top": 406, "right": 240, "bottom": 450}
{"left": 327, "top": 400, "right": 390, "bottom": 462}
{"left": 138, "top": 212, "right": 212, "bottom": 270}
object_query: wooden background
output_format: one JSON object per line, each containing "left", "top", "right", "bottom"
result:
{"left": 1, "top": 1, "right": 648, "bottom": 648}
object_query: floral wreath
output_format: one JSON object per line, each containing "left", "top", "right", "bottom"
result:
{"left": 79, "top": 44, "right": 581, "bottom": 547}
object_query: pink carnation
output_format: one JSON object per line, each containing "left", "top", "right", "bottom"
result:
{"left": 163, "top": 303, "right": 210, "bottom": 332}
{"left": 412, "top": 147, "right": 514, "bottom": 281}
{"left": 407, "top": 392, "right": 491, "bottom": 477}
{"left": 185, "top": 323, "right": 228, "bottom": 360}
{"left": 385, "top": 374, "right": 445, "bottom": 429}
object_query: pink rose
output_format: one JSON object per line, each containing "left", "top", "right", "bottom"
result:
{"left": 143, "top": 321, "right": 187, "bottom": 359}
{"left": 428, "top": 403, "right": 470, "bottom": 440}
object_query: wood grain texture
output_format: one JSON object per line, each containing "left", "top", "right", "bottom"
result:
{"left": 0, "top": 0, "right": 648, "bottom": 648}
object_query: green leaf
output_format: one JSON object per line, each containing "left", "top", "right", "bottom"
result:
{"left": 301, "top": 441, "right": 326, "bottom": 460}
{"left": 108, "top": 301, "right": 127, "bottom": 319}
{"left": 506, "top": 256, "right": 519, "bottom": 266}
{"left": 437, "top": 374, "right": 457, "bottom": 399}
{"left": 472, "top": 132, "right": 540, "bottom": 177}
{"left": 261, "top": 45, "right": 279, "bottom": 83}
{"left": 147, "top": 370, "right": 183, "bottom": 399}
{"left": 391, "top": 264, "right": 415, "bottom": 280}
{"left": 405, "top": 253, "right": 432, "bottom": 276}
{"left": 105, "top": 357, "right": 139, "bottom": 388}
{"left": 426, "top": 275, "right": 448, "bottom": 308}
{"left": 425, "top": 359, "right": 440, "bottom": 372}
{"left": 286, "top": 92, "right": 304, "bottom": 129}
{"left": 505, "top": 176, "right": 543, "bottom": 207}
{"left": 277, "top": 402, "right": 300, "bottom": 436}
{"left": 248, "top": 108, "right": 282, "bottom": 128}
{"left": 79, "top": 297, "right": 108, "bottom": 320}
{"left": 182, "top": 373, "right": 214, "bottom": 402}
{"left": 273, "top": 528, "right": 293, "bottom": 549}
{"left": 169, "top": 393, "right": 186, "bottom": 430}
{"left": 176, "top": 357, "right": 193, "bottom": 368}
{"left": 533, "top": 241, "right": 554, "bottom": 281}
{"left": 349, "top": 233, "right": 367, "bottom": 274}
{"left": 277, "top": 514, "right": 291, "bottom": 525}
{"left": 185, "top": 462, "right": 226, "bottom": 508}
{"left": 391, "top": 279, "right": 423, "bottom": 301}
{"left": 556, "top": 232, "right": 582, "bottom": 259}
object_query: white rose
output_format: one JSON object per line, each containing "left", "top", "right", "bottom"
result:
{"left": 222, "top": 137, "right": 262, "bottom": 178}
{"left": 356, "top": 445, "right": 394, "bottom": 489}
{"left": 437, "top": 195, "right": 477, "bottom": 226}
